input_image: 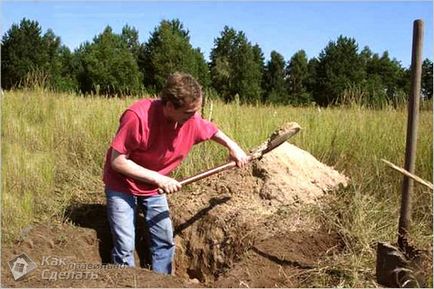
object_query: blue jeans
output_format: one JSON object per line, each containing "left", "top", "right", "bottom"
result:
{"left": 105, "top": 189, "right": 175, "bottom": 274}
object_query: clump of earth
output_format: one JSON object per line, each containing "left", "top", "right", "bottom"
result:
{"left": 2, "top": 142, "right": 348, "bottom": 288}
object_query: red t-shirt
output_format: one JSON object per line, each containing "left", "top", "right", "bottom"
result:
{"left": 103, "top": 99, "right": 218, "bottom": 196}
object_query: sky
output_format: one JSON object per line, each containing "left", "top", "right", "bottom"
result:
{"left": 2, "top": 1, "right": 433, "bottom": 68}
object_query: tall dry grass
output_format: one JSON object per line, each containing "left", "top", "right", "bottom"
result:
{"left": 1, "top": 89, "right": 432, "bottom": 286}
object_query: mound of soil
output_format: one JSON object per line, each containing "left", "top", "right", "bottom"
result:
{"left": 2, "top": 143, "right": 348, "bottom": 287}
{"left": 254, "top": 143, "right": 348, "bottom": 204}
{"left": 1, "top": 223, "right": 199, "bottom": 288}
{"left": 171, "top": 142, "right": 348, "bottom": 284}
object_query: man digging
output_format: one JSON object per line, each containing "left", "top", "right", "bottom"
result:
{"left": 102, "top": 72, "right": 249, "bottom": 274}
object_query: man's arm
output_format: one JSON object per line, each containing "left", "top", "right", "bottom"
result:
{"left": 211, "top": 130, "right": 249, "bottom": 167}
{"left": 110, "top": 149, "right": 181, "bottom": 193}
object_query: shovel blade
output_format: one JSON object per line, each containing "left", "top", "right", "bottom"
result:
{"left": 376, "top": 242, "right": 426, "bottom": 288}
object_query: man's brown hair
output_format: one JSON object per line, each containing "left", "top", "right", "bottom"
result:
{"left": 160, "top": 72, "right": 202, "bottom": 108}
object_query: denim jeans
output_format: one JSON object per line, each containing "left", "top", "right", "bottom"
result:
{"left": 105, "top": 188, "right": 175, "bottom": 274}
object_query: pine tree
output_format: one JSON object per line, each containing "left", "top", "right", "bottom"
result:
{"left": 263, "top": 51, "right": 287, "bottom": 104}
{"left": 121, "top": 24, "right": 141, "bottom": 61}
{"left": 2, "top": 18, "right": 50, "bottom": 88}
{"left": 140, "top": 19, "right": 209, "bottom": 91}
{"left": 421, "top": 58, "right": 433, "bottom": 100}
{"left": 76, "top": 26, "right": 142, "bottom": 95}
{"left": 364, "top": 51, "right": 409, "bottom": 106}
{"left": 286, "top": 50, "right": 311, "bottom": 105}
{"left": 1, "top": 18, "right": 79, "bottom": 91}
{"left": 314, "top": 35, "right": 365, "bottom": 105}
{"left": 209, "top": 26, "right": 262, "bottom": 103}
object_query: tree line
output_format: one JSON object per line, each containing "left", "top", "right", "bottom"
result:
{"left": 2, "top": 18, "right": 432, "bottom": 106}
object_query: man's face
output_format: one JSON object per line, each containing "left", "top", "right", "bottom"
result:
{"left": 167, "top": 98, "right": 202, "bottom": 124}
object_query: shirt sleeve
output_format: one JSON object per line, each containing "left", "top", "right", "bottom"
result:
{"left": 194, "top": 114, "right": 219, "bottom": 144}
{"left": 111, "top": 110, "right": 143, "bottom": 154}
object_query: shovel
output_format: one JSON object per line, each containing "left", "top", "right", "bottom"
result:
{"left": 376, "top": 19, "right": 428, "bottom": 288}
{"left": 158, "top": 122, "right": 301, "bottom": 194}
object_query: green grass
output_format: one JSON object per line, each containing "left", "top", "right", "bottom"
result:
{"left": 1, "top": 89, "right": 432, "bottom": 287}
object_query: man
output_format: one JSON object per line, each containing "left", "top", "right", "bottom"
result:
{"left": 103, "top": 72, "right": 249, "bottom": 274}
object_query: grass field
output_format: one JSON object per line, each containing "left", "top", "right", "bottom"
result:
{"left": 2, "top": 89, "right": 432, "bottom": 286}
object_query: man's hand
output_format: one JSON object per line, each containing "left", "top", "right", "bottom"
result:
{"left": 111, "top": 149, "right": 182, "bottom": 193}
{"left": 229, "top": 145, "right": 249, "bottom": 168}
{"left": 155, "top": 175, "right": 182, "bottom": 194}
{"left": 211, "top": 130, "right": 250, "bottom": 168}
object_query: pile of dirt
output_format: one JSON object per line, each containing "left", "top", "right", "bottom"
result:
{"left": 170, "top": 142, "right": 348, "bottom": 284}
{"left": 254, "top": 143, "right": 348, "bottom": 204}
{"left": 2, "top": 142, "right": 348, "bottom": 287}
{"left": 1, "top": 223, "right": 199, "bottom": 288}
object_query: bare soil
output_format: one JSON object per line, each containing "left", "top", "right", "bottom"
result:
{"left": 2, "top": 143, "right": 348, "bottom": 288}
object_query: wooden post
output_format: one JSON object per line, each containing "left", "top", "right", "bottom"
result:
{"left": 398, "top": 19, "right": 424, "bottom": 250}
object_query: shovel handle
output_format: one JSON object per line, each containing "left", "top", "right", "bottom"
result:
{"left": 158, "top": 156, "right": 253, "bottom": 194}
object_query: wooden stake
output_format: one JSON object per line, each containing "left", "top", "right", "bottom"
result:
{"left": 381, "top": 159, "right": 433, "bottom": 190}
{"left": 398, "top": 19, "right": 424, "bottom": 249}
